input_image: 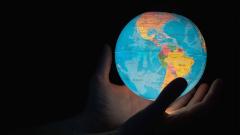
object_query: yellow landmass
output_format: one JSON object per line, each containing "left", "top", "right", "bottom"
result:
{"left": 135, "top": 12, "right": 195, "bottom": 91}
{"left": 161, "top": 50, "right": 194, "bottom": 90}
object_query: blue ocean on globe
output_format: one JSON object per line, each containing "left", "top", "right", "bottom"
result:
{"left": 115, "top": 12, "right": 207, "bottom": 100}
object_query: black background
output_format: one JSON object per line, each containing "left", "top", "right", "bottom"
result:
{"left": 4, "top": 0, "right": 239, "bottom": 134}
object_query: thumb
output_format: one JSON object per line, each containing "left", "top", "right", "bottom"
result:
{"left": 120, "top": 78, "right": 187, "bottom": 135}
{"left": 153, "top": 77, "right": 188, "bottom": 113}
{"left": 95, "top": 44, "right": 112, "bottom": 81}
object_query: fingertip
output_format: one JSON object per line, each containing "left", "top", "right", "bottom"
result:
{"left": 202, "top": 78, "right": 223, "bottom": 103}
{"left": 154, "top": 77, "right": 188, "bottom": 112}
{"left": 159, "top": 77, "right": 188, "bottom": 98}
{"left": 211, "top": 78, "right": 223, "bottom": 92}
{"left": 197, "top": 83, "right": 209, "bottom": 93}
{"left": 187, "top": 83, "right": 209, "bottom": 106}
{"left": 214, "top": 78, "right": 223, "bottom": 85}
{"left": 96, "top": 44, "right": 112, "bottom": 79}
{"left": 173, "top": 77, "right": 188, "bottom": 90}
{"left": 104, "top": 44, "right": 112, "bottom": 55}
{"left": 101, "top": 44, "right": 112, "bottom": 62}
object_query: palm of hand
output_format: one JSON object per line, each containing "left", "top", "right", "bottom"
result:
{"left": 85, "top": 46, "right": 151, "bottom": 131}
{"left": 27, "top": 45, "right": 221, "bottom": 135}
{"left": 84, "top": 45, "right": 222, "bottom": 134}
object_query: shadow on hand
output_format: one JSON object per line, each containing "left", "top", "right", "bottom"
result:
{"left": 120, "top": 77, "right": 187, "bottom": 135}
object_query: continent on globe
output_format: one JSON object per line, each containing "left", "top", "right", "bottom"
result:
{"left": 160, "top": 47, "right": 194, "bottom": 90}
{"left": 115, "top": 12, "right": 207, "bottom": 100}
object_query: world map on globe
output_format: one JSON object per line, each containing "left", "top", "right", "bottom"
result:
{"left": 115, "top": 12, "right": 207, "bottom": 100}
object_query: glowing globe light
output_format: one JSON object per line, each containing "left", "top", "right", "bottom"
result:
{"left": 115, "top": 12, "right": 207, "bottom": 100}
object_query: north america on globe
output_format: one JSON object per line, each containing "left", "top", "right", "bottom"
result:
{"left": 115, "top": 12, "right": 207, "bottom": 100}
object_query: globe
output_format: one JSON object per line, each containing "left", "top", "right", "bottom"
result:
{"left": 115, "top": 12, "right": 207, "bottom": 100}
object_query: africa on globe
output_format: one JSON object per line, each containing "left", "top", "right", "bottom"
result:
{"left": 115, "top": 12, "right": 207, "bottom": 100}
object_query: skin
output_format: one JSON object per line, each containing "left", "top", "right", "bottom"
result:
{"left": 79, "top": 45, "right": 222, "bottom": 134}
{"left": 32, "top": 45, "right": 222, "bottom": 135}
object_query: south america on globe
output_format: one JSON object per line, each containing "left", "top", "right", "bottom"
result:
{"left": 115, "top": 12, "right": 207, "bottom": 100}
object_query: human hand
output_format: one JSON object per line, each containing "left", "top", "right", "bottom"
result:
{"left": 120, "top": 78, "right": 222, "bottom": 135}
{"left": 80, "top": 45, "right": 222, "bottom": 134}
{"left": 79, "top": 45, "right": 153, "bottom": 132}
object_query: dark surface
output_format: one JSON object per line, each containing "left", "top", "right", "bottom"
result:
{"left": 4, "top": 0, "right": 239, "bottom": 134}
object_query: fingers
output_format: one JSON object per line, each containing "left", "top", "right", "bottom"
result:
{"left": 153, "top": 77, "right": 188, "bottom": 113}
{"left": 202, "top": 79, "right": 223, "bottom": 104}
{"left": 187, "top": 83, "right": 209, "bottom": 106}
{"left": 173, "top": 79, "right": 223, "bottom": 116}
{"left": 165, "top": 89, "right": 195, "bottom": 114}
{"left": 119, "top": 78, "right": 187, "bottom": 134}
{"left": 95, "top": 45, "right": 112, "bottom": 81}
{"left": 160, "top": 79, "right": 223, "bottom": 133}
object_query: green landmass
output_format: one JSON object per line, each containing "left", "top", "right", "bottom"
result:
{"left": 168, "top": 45, "right": 176, "bottom": 51}
{"left": 159, "top": 54, "right": 167, "bottom": 67}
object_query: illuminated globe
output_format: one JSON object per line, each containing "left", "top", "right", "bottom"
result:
{"left": 115, "top": 12, "right": 207, "bottom": 100}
